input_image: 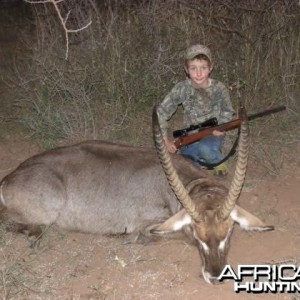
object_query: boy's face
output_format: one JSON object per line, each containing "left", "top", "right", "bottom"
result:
{"left": 186, "top": 59, "right": 212, "bottom": 88}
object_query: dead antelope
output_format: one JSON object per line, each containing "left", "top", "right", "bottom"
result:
{"left": 0, "top": 106, "right": 273, "bottom": 284}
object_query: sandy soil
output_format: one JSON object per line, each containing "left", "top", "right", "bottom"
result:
{"left": 0, "top": 135, "right": 299, "bottom": 300}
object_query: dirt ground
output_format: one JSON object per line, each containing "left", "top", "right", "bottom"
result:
{"left": 0, "top": 134, "right": 300, "bottom": 300}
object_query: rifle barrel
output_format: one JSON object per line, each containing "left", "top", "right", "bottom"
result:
{"left": 248, "top": 105, "right": 286, "bottom": 121}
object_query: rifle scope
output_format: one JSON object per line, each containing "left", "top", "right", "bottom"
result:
{"left": 173, "top": 117, "right": 218, "bottom": 139}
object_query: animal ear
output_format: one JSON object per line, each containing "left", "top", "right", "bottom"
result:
{"left": 230, "top": 205, "right": 274, "bottom": 232}
{"left": 150, "top": 209, "right": 192, "bottom": 235}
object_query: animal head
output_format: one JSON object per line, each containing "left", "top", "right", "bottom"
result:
{"left": 152, "top": 106, "right": 274, "bottom": 284}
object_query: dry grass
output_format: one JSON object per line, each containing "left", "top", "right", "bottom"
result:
{"left": 0, "top": 227, "right": 191, "bottom": 299}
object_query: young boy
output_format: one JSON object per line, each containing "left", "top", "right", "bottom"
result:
{"left": 157, "top": 44, "right": 234, "bottom": 176}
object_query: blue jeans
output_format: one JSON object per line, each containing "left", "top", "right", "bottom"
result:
{"left": 180, "top": 135, "right": 224, "bottom": 166}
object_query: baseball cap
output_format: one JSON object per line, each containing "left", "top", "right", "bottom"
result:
{"left": 185, "top": 44, "right": 212, "bottom": 63}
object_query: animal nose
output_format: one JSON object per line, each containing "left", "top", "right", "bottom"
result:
{"left": 202, "top": 268, "right": 224, "bottom": 285}
{"left": 209, "top": 277, "right": 223, "bottom": 285}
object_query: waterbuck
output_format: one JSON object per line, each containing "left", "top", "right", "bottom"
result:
{"left": 0, "top": 106, "right": 273, "bottom": 284}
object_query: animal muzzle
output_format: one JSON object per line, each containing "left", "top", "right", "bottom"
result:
{"left": 202, "top": 267, "right": 224, "bottom": 285}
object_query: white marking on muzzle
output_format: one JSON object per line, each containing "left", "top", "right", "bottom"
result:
{"left": 0, "top": 182, "right": 5, "bottom": 205}
{"left": 218, "top": 227, "right": 232, "bottom": 251}
{"left": 202, "top": 266, "right": 214, "bottom": 284}
{"left": 200, "top": 240, "right": 210, "bottom": 254}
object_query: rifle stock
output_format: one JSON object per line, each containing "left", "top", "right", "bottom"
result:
{"left": 174, "top": 119, "right": 241, "bottom": 148}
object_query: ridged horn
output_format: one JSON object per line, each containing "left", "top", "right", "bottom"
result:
{"left": 217, "top": 107, "right": 250, "bottom": 221}
{"left": 152, "top": 106, "right": 202, "bottom": 222}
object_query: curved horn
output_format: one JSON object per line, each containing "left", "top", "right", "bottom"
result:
{"left": 217, "top": 107, "right": 250, "bottom": 221}
{"left": 152, "top": 106, "right": 202, "bottom": 222}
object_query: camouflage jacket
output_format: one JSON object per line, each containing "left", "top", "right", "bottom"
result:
{"left": 157, "top": 78, "right": 234, "bottom": 136}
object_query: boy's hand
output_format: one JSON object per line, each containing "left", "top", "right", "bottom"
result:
{"left": 212, "top": 130, "right": 225, "bottom": 137}
{"left": 163, "top": 137, "right": 177, "bottom": 153}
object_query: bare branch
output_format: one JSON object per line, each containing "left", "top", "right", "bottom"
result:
{"left": 24, "top": 0, "right": 92, "bottom": 60}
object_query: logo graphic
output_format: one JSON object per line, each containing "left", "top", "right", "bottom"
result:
{"left": 218, "top": 264, "right": 300, "bottom": 293}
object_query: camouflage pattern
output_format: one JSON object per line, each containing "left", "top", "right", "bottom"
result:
{"left": 157, "top": 78, "right": 234, "bottom": 136}
{"left": 185, "top": 44, "right": 213, "bottom": 62}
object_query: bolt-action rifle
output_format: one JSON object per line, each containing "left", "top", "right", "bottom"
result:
{"left": 173, "top": 105, "right": 286, "bottom": 149}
